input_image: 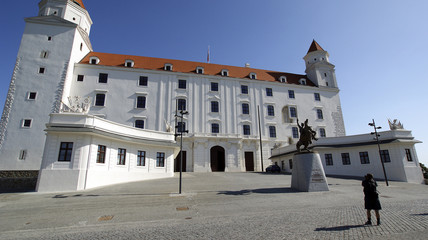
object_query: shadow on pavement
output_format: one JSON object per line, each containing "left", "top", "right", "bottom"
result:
{"left": 217, "top": 187, "right": 295, "bottom": 195}
{"left": 315, "top": 224, "right": 365, "bottom": 231}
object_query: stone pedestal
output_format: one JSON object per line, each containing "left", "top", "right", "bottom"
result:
{"left": 291, "top": 152, "right": 329, "bottom": 192}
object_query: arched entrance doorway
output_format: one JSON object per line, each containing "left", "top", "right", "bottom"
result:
{"left": 210, "top": 146, "right": 225, "bottom": 172}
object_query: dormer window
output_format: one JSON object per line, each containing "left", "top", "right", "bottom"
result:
{"left": 249, "top": 73, "right": 257, "bottom": 80}
{"left": 164, "top": 63, "right": 173, "bottom": 71}
{"left": 279, "top": 76, "right": 287, "bottom": 83}
{"left": 125, "top": 60, "right": 134, "bottom": 68}
{"left": 196, "top": 66, "right": 204, "bottom": 74}
{"left": 90, "top": 56, "right": 100, "bottom": 65}
{"left": 299, "top": 78, "right": 307, "bottom": 85}
{"left": 221, "top": 69, "right": 229, "bottom": 77}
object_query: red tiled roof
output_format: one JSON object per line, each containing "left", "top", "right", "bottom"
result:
{"left": 79, "top": 52, "right": 315, "bottom": 86}
{"left": 307, "top": 40, "right": 324, "bottom": 54}
{"left": 72, "top": 0, "right": 85, "bottom": 9}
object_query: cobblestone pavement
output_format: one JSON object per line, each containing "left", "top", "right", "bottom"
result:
{"left": 0, "top": 173, "right": 427, "bottom": 239}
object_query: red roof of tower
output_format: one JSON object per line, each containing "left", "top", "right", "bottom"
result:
{"left": 307, "top": 40, "right": 324, "bottom": 53}
{"left": 72, "top": 0, "right": 85, "bottom": 9}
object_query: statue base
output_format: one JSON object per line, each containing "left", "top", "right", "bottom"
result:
{"left": 291, "top": 152, "right": 329, "bottom": 192}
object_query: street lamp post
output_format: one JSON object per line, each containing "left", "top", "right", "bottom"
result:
{"left": 368, "top": 119, "right": 389, "bottom": 186}
{"left": 175, "top": 109, "right": 189, "bottom": 194}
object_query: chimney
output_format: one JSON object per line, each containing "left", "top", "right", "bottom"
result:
{"left": 245, "top": 63, "right": 250, "bottom": 68}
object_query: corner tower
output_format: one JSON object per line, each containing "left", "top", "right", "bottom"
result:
{"left": 303, "top": 40, "right": 338, "bottom": 88}
{"left": 0, "top": 0, "right": 93, "bottom": 170}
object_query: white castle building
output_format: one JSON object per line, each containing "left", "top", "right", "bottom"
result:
{"left": 0, "top": 0, "right": 423, "bottom": 191}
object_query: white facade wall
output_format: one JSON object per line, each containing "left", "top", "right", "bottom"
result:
{"left": 271, "top": 130, "right": 424, "bottom": 183}
{"left": 36, "top": 113, "right": 178, "bottom": 192}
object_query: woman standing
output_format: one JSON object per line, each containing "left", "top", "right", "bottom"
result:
{"left": 362, "top": 173, "right": 382, "bottom": 225}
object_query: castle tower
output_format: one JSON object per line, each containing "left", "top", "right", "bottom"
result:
{"left": 303, "top": 40, "right": 338, "bottom": 88}
{"left": 0, "top": 0, "right": 92, "bottom": 170}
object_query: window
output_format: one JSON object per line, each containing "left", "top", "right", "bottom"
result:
{"left": 212, "top": 123, "right": 220, "bottom": 133}
{"left": 136, "top": 96, "right": 146, "bottom": 108}
{"left": 95, "top": 93, "right": 105, "bottom": 106}
{"left": 319, "top": 128, "right": 326, "bottom": 138}
{"left": 279, "top": 76, "right": 287, "bottom": 83}
{"left": 90, "top": 56, "right": 100, "bottom": 64}
{"left": 267, "top": 105, "right": 275, "bottom": 116}
{"left": 48, "top": 36, "right": 52, "bottom": 41}
{"left": 96, "top": 145, "right": 106, "bottom": 163}
{"left": 249, "top": 73, "right": 257, "bottom": 79}
{"left": 98, "top": 73, "right": 108, "bottom": 83}
{"left": 266, "top": 88, "right": 273, "bottom": 96}
{"left": 341, "top": 153, "right": 351, "bottom": 165}
{"left": 177, "top": 99, "right": 186, "bottom": 111}
{"left": 178, "top": 79, "right": 186, "bottom": 89}
{"left": 196, "top": 67, "right": 204, "bottom": 74}
{"left": 58, "top": 142, "right": 73, "bottom": 162}
{"left": 380, "top": 150, "right": 391, "bottom": 163}
{"left": 359, "top": 152, "right": 370, "bottom": 164}
{"left": 288, "top": 90, "right": 295, "bottom": 99}
{"left": 117, "top": 148, "right": 126, "bottom": 165}
{"left": 137, "top": 151, "right": 146, "bottom": 166}
{"left": 289, "top": 107, "right": 297, "bottom": 118}
{"left": 242, "top": 103, "right": 249, "bottom": 114}
{"left": 292, "top": 127, "right": 299, "bottom": 138}
{"left": 221, "top": 69, "right": 229, "bottom": 76}
{"left": 325, "top": 154, "right": 333, "bottom": 166}
{"left": 269, "top": 126, "right": 276, "bottom": 138}
{"left": 177, "top": 122, "right": 186, "bottom": 133}
{"left": 80, "top": 43, "right": 83, "bottom": 51}
{"left": 156, "top": 152, "right": 165, "bottom": 167}
{"left": 164, "top": 64, "right": 173, "bottom": 71}
{"left": 405, "top": 149, "right": 413, "bottom": 162}
{"left": 125, "top": 60, "right": 134, "bottom": 67}
{"left": 211, "top": 101, "right": 219, "bottom": 113}
{"left": 39, "top": 67, "right": 45, "bottom": 74}
{"left": 19, "top": 150, "right": 27, "bottom": 160}
{"left": 317, "top": 109, "right": 324, "bottom": 119}
{"left": 139, "top": 76, "right": 148, "bottom": 86}
{"left": 299, "top": 79, "right": 307, "bottom": 85}
{"left": 243, "top": 125, "right": 251, "bottom": 135}
{"left": 314, "top": 93, "right": 320, "bottom": 101}
{"left": 41, "top": 51, "right": 49, "bottom": 58}
{"left": 28, "top": 92, "right": 37, "bottom": 100}
{"left": 241, "top": 85, "right": 248, "bottom": 94}
{"left": 77, "top": 75, "right": 84, "bottom": 82}
{"left": 135, "top": 120, "right": 145, "bottom": 129}
{"left": 22, "top": 119, "right": 32, "bottom": 128}
{"left": 211, "top": 82, "right": 218, "bottom": 92}
{"left": 289, "top": 159, "right": 293, "bottom": 169}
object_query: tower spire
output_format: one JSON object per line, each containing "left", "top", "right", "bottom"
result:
{"left": 307, "top": 39, "right": 324, "bottom": 54}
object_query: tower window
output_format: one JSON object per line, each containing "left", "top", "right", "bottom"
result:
{"left": 28, "top": 92, "right": 37, "bottom": 100}
{"left": 22, "top": 119, "right": 32, "bottom": 128}
{"left": 41, "top": 51, "right": 49, "bottom": 58}
{"left": 136, "top": 96, "right": 146, "bottom": 108}
{"left": 77, "top": 75, "right": 84, "bottom": 82}
{"left": 324, "top": 73, "right": 327, "bottom": 77}
{"left": 405, "top": 149, "right": 413, "bottom": 161}
{"left": 19, "top": 150, "right": 27, "bottom": 160}
{"left": 95, "top": 93, "right": 106, "bottom": 106}
{"left": 38, "top": 67, "right": 45, "bottom": 74}
{"left": 135, "top": 120, "right": 145, "bottom": 129}
{"left": 48, "top": 36, "right": 52, "bottom": 41}
{"left": 80, "top": 43, "right": 83, "bottom": 51}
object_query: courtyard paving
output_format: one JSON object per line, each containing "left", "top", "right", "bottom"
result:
{"left": 0, "top": 172, "right": 427, "bottom": 239}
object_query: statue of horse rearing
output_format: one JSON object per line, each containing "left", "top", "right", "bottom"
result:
{"left": 296, "top": 119, "right": 318, "bottom": 152}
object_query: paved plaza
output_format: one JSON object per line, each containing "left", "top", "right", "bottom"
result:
{"left": 0, "top": 172, "right": 427, "bottom": 239}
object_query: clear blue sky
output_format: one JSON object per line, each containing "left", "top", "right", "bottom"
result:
{"left": 1, "top": 0, "right": 427, "bottom": 165}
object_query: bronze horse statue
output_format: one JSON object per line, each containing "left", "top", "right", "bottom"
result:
{"left": 296, "top": 119, "right": 318, "bottom": 152}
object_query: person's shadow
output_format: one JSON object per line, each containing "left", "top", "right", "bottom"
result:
{"left": 315, "top": 224, "right": 365, "bottom": 231}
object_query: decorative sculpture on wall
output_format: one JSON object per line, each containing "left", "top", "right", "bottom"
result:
{"left": 296, "top": 119, "right": 318, "bottom": 152}
{"left": 61, "top": 96, "right": 91, "bottom": 113}
{"left": 388, "top": 119, "right": 404, "bottom": 130}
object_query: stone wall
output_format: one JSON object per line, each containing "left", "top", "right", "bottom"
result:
{"left": 0, "top": 171, "right": 38, "bottom": 192}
